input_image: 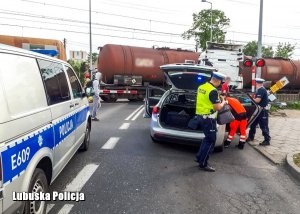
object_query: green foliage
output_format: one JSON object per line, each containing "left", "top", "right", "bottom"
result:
{"left": 294, "top": 153, "right": 300, "bottom": 167}
{"left": 243, "top": 41, "right": 274, "bottom": 57}
{"left": 87, "top": 52, "right": 99, "bottom": 65}
{"left": 287, "top": 101, "right": 300, "bottom": 110}
{"left": 275, "top": 42, "right": 295, "bottom": 59}
{"left": 182, "top": 9, "right": 230, "bottom": 50}
{"left": 67, "top": 59, "right": 87, "bottom": 84}
{"left": 270, "top": 105, "right": 280, "bottom": 112}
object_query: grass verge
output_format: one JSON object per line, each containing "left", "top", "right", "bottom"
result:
{"left": 293, "top": 153, "right": 300, "bottom": 168}
{"left": 287, "top": 102, "right": 300, "bottom": 110}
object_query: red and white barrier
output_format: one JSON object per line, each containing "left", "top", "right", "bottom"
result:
{"left": 100, "top": 90, "right": 138, "bottom": 94}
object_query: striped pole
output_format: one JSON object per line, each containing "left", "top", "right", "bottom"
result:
{"left": 251, "top": 66, "right": 256, "bottom": 98}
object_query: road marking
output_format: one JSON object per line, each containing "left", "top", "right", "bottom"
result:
{"left": 131, "top": 107, "right": 144, "bottom": 121}
{"left": 64, "top": 164, "right": 99, "bottom": 192}
{"left": 119, "top": 123, "right": 130, "bottom": 130}
{"left": 46, "top": 204, "right": 55, "bottom": 213}
{"left": 57, "top": 204, "right": 74, "bottom": 214}
{"left": 101, "top": 137, "right": 120, "bottom": 150}
{"left": 125, "top": 105, "right": 143, "bottom": 120}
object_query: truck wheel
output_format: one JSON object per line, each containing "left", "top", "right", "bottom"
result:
{"left": 100, "top": 96, "right": 109, "bottom": 102}
{"left": 108, "top": 95, "right": 118, "bottom": 102}
{"left": 24, "top": 168, "right": 48, "bottom": 214}
{"left": 80, "top": 122, "right": 91, "bottom": 151}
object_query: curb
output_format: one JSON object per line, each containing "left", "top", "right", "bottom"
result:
{"left": 247, "top": 141, "right": 282, "bottom": 165}
{"left": 286, "top": 152, "right": 300, "bottom": 182}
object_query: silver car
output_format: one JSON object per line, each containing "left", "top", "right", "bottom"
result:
{"left": 144, "top": 64, "right": 261, "bottom": 152}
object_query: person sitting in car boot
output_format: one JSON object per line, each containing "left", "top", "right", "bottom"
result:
{"left": 223, "top": 96, "right": 248, "bottom": 149}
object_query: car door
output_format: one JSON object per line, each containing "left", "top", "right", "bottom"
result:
{"left": 65, "top": 65, "right": 89, "bottom": 146}
{"left": 37, "top": 59, "right": 76, "bottom": 177}
{"left": 230, "top": 92, "right": 262, "bottom": 127}
{"left": 144, "top": 85, "right": 166, "bottom": 117}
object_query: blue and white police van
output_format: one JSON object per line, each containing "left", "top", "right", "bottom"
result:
{"left": 0, "top": 44, "right": 91, "bottom": 213}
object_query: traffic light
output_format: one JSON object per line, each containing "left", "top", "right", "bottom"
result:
{"left": 243, "top": 59, "right": 252, "bottom": 67}
{"left": 255, "top": 58, "right": 265, "bottom": 67}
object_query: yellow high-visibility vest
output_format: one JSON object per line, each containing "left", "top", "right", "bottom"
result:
{"left": 196, "top": 82, "right": 216, "bottom": 115}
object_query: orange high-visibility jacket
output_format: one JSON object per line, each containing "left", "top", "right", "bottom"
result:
{"left": 227, "top": 97, "right": 246, "bottom": 114}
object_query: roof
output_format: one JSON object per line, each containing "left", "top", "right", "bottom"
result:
{"left": 160, "top": 63, "right": 216, "bottom": 71}
{"left": 0, "top": 43, "right": 66, "bottom": 64}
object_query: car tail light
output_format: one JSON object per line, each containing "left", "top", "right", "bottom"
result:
{"left": 152, "top": 106, "right": 159, "bottom": 114}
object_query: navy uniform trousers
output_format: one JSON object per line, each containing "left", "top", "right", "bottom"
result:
{"left": 248, "top": 109, "right": 271, "bottom": 142}
{"left": 195, "top": 116, "right": 217, "bottom": 167}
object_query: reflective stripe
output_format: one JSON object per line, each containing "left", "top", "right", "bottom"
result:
{"left": 1, "top": 106, "right": 89, "bottom": 184}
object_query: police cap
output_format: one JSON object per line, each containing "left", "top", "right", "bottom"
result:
{"left": 255, "top": 78, "right": 265, "bottom": 83}
{"left": 212, "top": 72, "right": 226, "bottom": 81}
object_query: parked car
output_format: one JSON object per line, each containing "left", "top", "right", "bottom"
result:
{"left": 144, "top": 64, "right": 261, "bottom": 151}
{"left": 0, "top": 44, "right": 91, "bottom": 213}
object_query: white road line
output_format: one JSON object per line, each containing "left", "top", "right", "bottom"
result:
{"left": 125, "top": 105, "right": 143, "bottom": 120}
{"left": 46, "top": 204, "right": 55, "bottom": 213}
{"left": 57, "top": 204, "right": 74, "bottom": 214}
{"left": 131, "top": 107, "right": 144, "bottom": 121}
{"left": 64, "top": 164, "right": 99, "bottom": 192}
{"left": 101, "top": 137, "right": 120, "bottom": 149}
{"left": 119, "top": 123, "right": 130, "bottom": 130}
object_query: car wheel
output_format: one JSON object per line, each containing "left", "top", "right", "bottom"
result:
{"left": 24, "top": 168, "right": 48, "bottom": 214}
{"left": 80, "top": 123, "right": 91, "bottom": 151}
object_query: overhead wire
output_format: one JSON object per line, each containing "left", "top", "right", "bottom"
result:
{"left": 19, "top": 0, "right": 189, "bottom": 26}
{"left": 0, "top": 23, "right": 195, "bottom": 46}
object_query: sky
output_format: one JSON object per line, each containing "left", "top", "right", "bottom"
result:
{"left": 1, "top": 0, "right": 300, "bottom": 59}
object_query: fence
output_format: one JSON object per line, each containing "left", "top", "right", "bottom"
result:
{"left": 276, "top": 93, "right": 300, "bottom": 103}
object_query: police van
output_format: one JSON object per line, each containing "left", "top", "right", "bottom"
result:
{"left": 0, "top": 44, "right": 91, "bottom": 213}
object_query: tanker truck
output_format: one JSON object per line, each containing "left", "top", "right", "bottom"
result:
{"left": 97, "top": 44, "right": 199, "bottom": 102}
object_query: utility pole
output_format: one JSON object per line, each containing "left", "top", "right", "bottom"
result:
{"left": 256, "top": 0, "right": 263, "bottom": 78}
{"left": 63, "top": 38, "right": 66, "bottom": 50}
{"left": 89, "top": 0, "right": 93, "bottom": 76}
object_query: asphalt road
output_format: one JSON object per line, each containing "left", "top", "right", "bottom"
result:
{"left": 48, "top": 101, "right": 300, "bottom": 214}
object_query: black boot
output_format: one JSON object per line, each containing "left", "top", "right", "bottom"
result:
{"left": 259, "top": 140, "right": 270, "bottom": 146}
{"left": 236, "top": 141, "right": 245, "bottom": 150}
{"left": 224, "top": 140, "right": 231, "bottom": 148}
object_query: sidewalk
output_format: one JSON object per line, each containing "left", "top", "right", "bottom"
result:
{"left": 248, "top": 109, "right": 300, "bottom": 165}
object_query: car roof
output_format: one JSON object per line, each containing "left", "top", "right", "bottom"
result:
{"left": 160, "top": 63, "right": 216, "bottom": 71}
{"left": 0, "top": 43, "right": 67, "bottom": 64}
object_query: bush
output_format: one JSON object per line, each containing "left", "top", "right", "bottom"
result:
{"left": 287, "top": 102, "right": 300, "bottom": 110}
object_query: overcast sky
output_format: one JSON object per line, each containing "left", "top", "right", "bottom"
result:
{"left": 1, "top": 0, "right": 300, "bottom": 59}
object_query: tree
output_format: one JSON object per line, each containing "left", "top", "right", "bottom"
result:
{"left": 182, "top": 9, "right": 230, "bottom": 50}
{"left": 87, "top": 52, "right": 99, "bottom": 65}
{"left": 68, "top": 60, "right": 87, "bottom": 84}
{"left": 243, "top": 41, "right": 274, "bottom": 58}
{"left": 275, "top": 42, "right": 295, "bottom": 58}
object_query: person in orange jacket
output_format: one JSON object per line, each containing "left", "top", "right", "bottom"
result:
{"left": 224, "top": 96, "right": 248, "bottom": 149}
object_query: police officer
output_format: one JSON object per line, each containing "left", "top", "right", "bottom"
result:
{"left": 195, "top": 72, "right": 227, "bottom": 172}
{"left": 247, "top": 78, "right": 271, "bottom": 146}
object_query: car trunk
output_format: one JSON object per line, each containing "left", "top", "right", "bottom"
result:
{"left": 159, "top": 92, "right": 202, "bottom": 131}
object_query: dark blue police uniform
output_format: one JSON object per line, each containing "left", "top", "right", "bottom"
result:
{"left": 248, "top": 86, "right": 271, "bottom": 144}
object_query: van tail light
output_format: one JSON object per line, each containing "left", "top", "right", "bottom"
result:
{"left": 152, "top": 106, "right": 159, "bottom": 114}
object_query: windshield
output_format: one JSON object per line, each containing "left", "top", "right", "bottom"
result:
{"left": 166, "top": 71, "right": 211, "bottom": 91}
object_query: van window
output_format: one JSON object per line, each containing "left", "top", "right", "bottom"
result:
{"left": 0, "top": 53, "right": 47, "bottom": 116}
{"left": 66, "top": 66, "right": 83, "bottom": 99}
{"left": 37, "top": 59, "right": 70, "bottom": 105}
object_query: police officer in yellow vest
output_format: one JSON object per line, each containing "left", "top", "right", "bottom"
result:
{"left": 195, "top": 72, "right": 227, "bottom": 172}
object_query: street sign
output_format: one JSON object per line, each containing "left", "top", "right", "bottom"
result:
{"left": 270, "top": 76, "right": 290, "bottom": 94}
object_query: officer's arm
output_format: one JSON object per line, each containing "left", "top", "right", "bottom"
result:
{"left": 213, "top": 100, "right": 226, "bottom": 111}
{"left": 253, "top": 97, "right": 262, "bottom": 103}
{"left": 209, "top": 90, "right": 226, "bottom": 111}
